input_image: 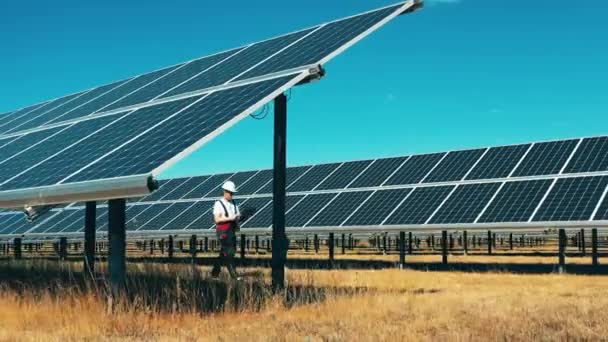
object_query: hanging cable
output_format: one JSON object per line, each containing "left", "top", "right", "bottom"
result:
{"left": 250, "top": 103, "right": 269, "bottom": 120}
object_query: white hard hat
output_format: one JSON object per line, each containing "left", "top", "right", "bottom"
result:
{"left": 222, "top": 181, "right": 237, "bottom": 193}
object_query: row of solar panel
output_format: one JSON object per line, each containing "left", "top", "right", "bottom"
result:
{"left": 135, "top": 136, "right": 608, "bottom": 202}
{"left": 1, "top": 175, "right": 607, "bottom": 237}
{"left": 0, "top": 4, "right": 403, "bottom": 137}
{"left": 0, "top": 75, "right": 300, "bottom": 191}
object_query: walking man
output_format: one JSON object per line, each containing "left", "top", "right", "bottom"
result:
{"left": 211, "top": 181, "right": 241, "bottom": 279}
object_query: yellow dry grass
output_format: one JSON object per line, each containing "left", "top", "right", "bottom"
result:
{"left": 1, "top": 260, "right": 608, "bottom": 341}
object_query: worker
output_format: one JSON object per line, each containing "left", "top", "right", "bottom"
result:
{"left": 211, "top": 181, "right": 241, "bottom": 279}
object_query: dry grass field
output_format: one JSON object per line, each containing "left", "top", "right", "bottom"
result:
{"left": 1, "top": 258, "right": 608, "bottom": 341}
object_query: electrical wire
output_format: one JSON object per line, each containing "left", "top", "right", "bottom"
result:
{"left": 249, "top": 88, "right": 294, "bottom": 120}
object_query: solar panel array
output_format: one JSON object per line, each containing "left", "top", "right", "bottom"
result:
{"left": 1, "top": 135, "right": 607, "bottom": 238}
{"left": 0, "top": 2, "right": 418, "bottom": 206}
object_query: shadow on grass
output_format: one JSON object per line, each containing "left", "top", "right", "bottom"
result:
{"left": 0, "top": 261, "right": 381, "bottom": 314}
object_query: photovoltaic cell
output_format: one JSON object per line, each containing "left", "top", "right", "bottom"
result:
{"left": 160, "top": 176, "right": 208, "bottom": 201}
{"left": 205, "top": 171, "right": 259, "bottom": 197}
{"left": 233, "top": 197, "right": 274, "bottom": 229}
{"left": 3, "top": 92, "right": 88, "bottom": 133}
{"left": 286, "top": 193, "right": 337, "bottom": 227}
{"left": 65, "top": 76, "right": 298, "bottom": 184}
{"left": 287, "top": 163, "right": 340, "bottom": 192}
{"left": 18, "top": 80, "right": 131, "bottom": 130}
{"left": 0, "top": 127, "right": 64, "bottom": 165}
{"left": 479, "top": 179, "right": 553, "bottom": 223}
{"left": 511, "top": 140, "right": 578, "bottom": 177}
{"left": 348, "top": 157, "right": 408, "bottom": 188}
{"left": 242, "top": 195, "right": 304, "bottom": 228}
{"left": 143, "top": 178, "right": 190, "bottom": 202}
{"left": 384, "top": 186, "right": 455, "bottom": 225}
{"left": 466, "top": 144, "right": 530, "bottom": 180}
{"left": 237, "top": 4, "right": 404, "bottom": 80}
{"left": 315, "top": 161, "right": 372, "bottom": 190}
{"left": 137, "top": 202, "right": 194, "bottom": 231}
{"left": 563, "top": 137, "right": 608, "bottom": 174}
{"left": 0, "top": 115, "right": 124, "bottom": 189}
{"left": 384, "top": 153, "right": 445, "bottom": 186}
{"left": 163, "top": 201, "right": 212, "bottom": 230}
{"left": 344, "top": 188, "right": 412, "bottom": 226}
{"left": 237, "top": 169, "right": 273, "bottom": 195}
{"left": 533, "top": 176, "right": 608, "bottom": 222}
{"left": 307, "top": 191, "right": 372, "bottom": 227}
{"left": 423, "top": 149, "right": 486, "bottom": 183}
{"left": 0, "top": 101, "right": 58, "bottom": 135}
{"left": 183, "top": 173, "right": 234, "bottom": 199}
{"left": 594, "top": 193, "right": 608, "bottom": 221}
{"left": 257, "top": 166, "right": 312, "bottom": 194}
{"left": 0, "top": 103, "right": 50, "bottom": 130}
{"left": 103, "top": 49, "right": 244, "bottom": 111}
{"left": 48, "top": 64, "right": 184, "bottom": 124}
{"left": 429, "top": 183, "right": 501, "bottom": 224}
{"left": 162, "top": 29, "right": 317, "bottom": 99}
{"left": 127, "top": 204, "right": 172, "bottom": 231}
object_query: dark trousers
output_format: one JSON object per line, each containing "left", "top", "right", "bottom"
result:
{"left": 211, "top": 232, "right": 237, "bottom": 278}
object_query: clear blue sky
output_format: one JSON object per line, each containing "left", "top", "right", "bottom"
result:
{"left": 1, "top": 0, "right": 607, "bottom": 180}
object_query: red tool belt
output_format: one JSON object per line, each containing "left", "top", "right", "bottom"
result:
{"left": 216, "top": 222, "right": 233, "bottom": 233}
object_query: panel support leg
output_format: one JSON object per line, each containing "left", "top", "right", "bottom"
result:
{"left": 328, "top": 232, "right": 335, "bottom": 269}
{"left": 581, "top": 229, "right": 586, "bottom": 256}
{"left": 592, "top": 228, "right": 599, "bottom": 266}
{"left": 190, "top": 235, "right": 198, "bottom": 264}
{"left": 463, "top": 230, "right": 468, "bottom": 255}
{"left": 272, "top": 93, "right": 288, "bottom": 292}
{"left": 13, "top": 238, "right": 22, "bottom": 260}
{"left": 487, "top": 230, "right": 492, "bottom": 255}
{"left": 558, "top": 228, "right": 566, "bottom": 273}
{"left": 441, "top": 230, "right": 448, "bottom": 265}
{"left": 341, "top": 234, "right": 346, "bottom": 255}
{"left": 108, "top": 199, "right": 127, "bottom": 294}
{"left": 399, "top": 231, "right": 406, "bottom": 269}
{"left": 59, "top": 237, "right": 68, "bottom": 261}
{"left": 168, "top": 235, "right": 174, "bottom": 259}
{"left": 240, "top": 234, "right": 246, "bottom": 260}
{"left": 408, "top": 231, "right": 413, "bottom": 255}
{"left": 84, "top": 201, "right": 96, "bottom": 275}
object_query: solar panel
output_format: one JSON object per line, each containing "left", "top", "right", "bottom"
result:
{"left": 166, "top": 201, "right": 212, "bottom": 231}
{"left": 422, "top": 149, "right": 486, "bottom": 183}
{"left": 0, "top": 2, "right": 419, "bottom": 208}
{"left": 307, "top": 191, "right": 373, "bottom": 227}
{"left": 348, "top": 157, "right": 408, "bottom": 188}
{"left": 594, "top": 192, "right": 608, "bottom": 221}
{"left": 160, "top": 176, "right": 208, "bottom": 201}
{"left": 428, "top": 183, "right": 501, "bottom": 224}
{"left": 102, "top": 49, "right": 243, "bottom": 111}
{"left": 478, "top": 179, "right": 552, "bottom": 223}
{"left": 511, "top": 140, "right": 578, "bottom": 177}
{"left": 237, "top": 169, "right": 273, "bottom": 195}
{"left": 532, "top": 176, "right": 608, "bottom": 222}
{"left": 287, "top": 163, "right": 341, "bottom": 192}
{"left": 465, "top": 144, "right": 530, "bottom": 180}
{"left": 315, "top": 160, "right": 372, "bottom": 190}
{"left": 183, "top": 173, "right": 235, "bottom": 199}
{"left": 563, "top": 137, "right": 608, "bottom": 173}
{"left": 242, "top": 195, "right": 304, "bottom": 229}
{"left": 384, "top": 186, "right": 454, "bottom": 225}
{"left": 0, "top": 101, "right": 61, "bottom": 135}
{"left": 384, "top": 153, "right": 445, "bottom": 186}
{"left": 286, "top": 193, "right": 338, "bottom": 227}
{"left": 137, "top": 202, "right": 194, "bottom": 231}
{"left": 344, "top": 188, "right": 412, "bottom": 226}
{"left": 205, "top": 171, "right": 259, "bottom": 198}
{"left": 257, "top": 166, "right": 312, "bottom": 194}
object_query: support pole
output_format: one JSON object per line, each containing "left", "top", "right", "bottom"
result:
{"left": 509, "top": 233, "right": 513, "bottom": 250}
{"left": 408, "top": 231, "right": 413, "bottom": 255}
{"left": 399, "top": 231, "right": 406, "bottom": 269}
{"left": 441, "top": 230, "right": 448, "bottom": 265}
{"left": 314, "top": 234, "right": 319, "bottom": 254}
{"left": 341, "top": 234, "right": 346, "bottom": 255}
{"left": 59, "top": 237, "right": 68, "bottom": 261}
{"left": 463, "top": 230, "right": 468, "bottom": 255}
{"left": 487, "top": 230, "right": 493, "bottom": 255}
{"left": 108, "top": 199, "right": 127, "bottom": 293}
{"left": 84, "top": 201, "right": 96, "bottom": 274}
{"left": 272, "top": 93, "right": 288, "bottom": 291}
{"left": 592, "top": 228, "right": 599, "bottom": 266}
{"left": 558, "top": 228, "right": 566, "bottom": 273}
{"left": 190, "top": 235, "right": 198, "bottom": 263}
{"left": 13, "top": 238, "right": 22, "bottom": 260}
{"left": 240, "top": 234, "right": 246, "bottom": 260}
{"left": 168, "top": 235, "right": 174, "bottom": 259}
{"left": 328, "top": 233, "right": 335, "bottom": 269}
{"left": 580, "top": 229, "right": 586, "bottom": 256}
